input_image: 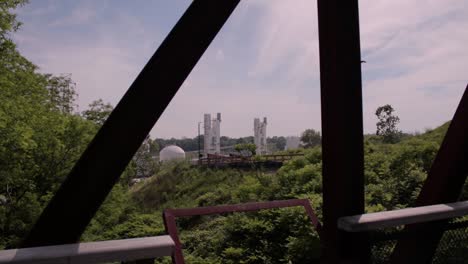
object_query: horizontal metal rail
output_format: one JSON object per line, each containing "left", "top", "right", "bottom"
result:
{"left": 198, "top": 153, "right": 304, "bottom": 166}
{"left": 338, "top": 200, "right": 468, "bottom": 232}
{"left": 0, "top": 236, "right": 174, "bottom": 264}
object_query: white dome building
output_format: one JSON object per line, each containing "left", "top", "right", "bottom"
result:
{"left": 159, "top": 145, "right": 186, "bottom": 162}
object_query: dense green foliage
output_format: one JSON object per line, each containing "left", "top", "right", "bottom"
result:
{"left": 234, "top": 143, "right": 257, "bottom": 156}
{"left": 300, "top": 129, "right": 321, "bottom": 148}
{"left": 77, "top": 122, "right": 466, "bottom": 263}
{"left": 81, "top": 99, "right": 113, "bottom": 125}
{"left": 0, "top": 0, "right": 27, "bottom": 42}
{"left": 0, "top": 0, "right": 98, "bottom": 248}
{"left": 0, "top": 2, "right": 154, "bottom": 248}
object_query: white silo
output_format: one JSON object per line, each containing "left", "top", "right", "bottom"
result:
{"left": 254, "top": 117, "right": 268, "bottom": 155}
{"left": 159, "top": 145, "right": 186, "bottom": 162}
{"left": 203, "top": 113, "right": 221, "bottom": 155}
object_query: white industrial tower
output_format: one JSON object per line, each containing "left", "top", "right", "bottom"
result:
{"left": 285, "top": 136, "right": 301, "bottom": 150}
{"left": 204, "top": 113, "right": 221, "bottom": 155}
{"left": 254, "top": 117, "right": 267, "bottom": 155}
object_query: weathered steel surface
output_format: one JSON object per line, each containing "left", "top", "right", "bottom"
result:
{"left": 163, "top": 199, "right": 322, "bottom": 264}
{"left": 317, "top": 0, "right": 369, "bottom": 262}
{"left": 338, "top": 200, "right": 468, "bottom": 232}
{"left": 0, "top": 236, "right": 174, "bottom": 264}
{"left": 391, "top": 86, "right": 468, "bottom": 263}
{"left": 22, "top": 0, "right": 241, "bottom": 247}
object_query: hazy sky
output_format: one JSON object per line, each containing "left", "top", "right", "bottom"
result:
{"left": 13, "top": 0, "right": 468, "bottom": 138}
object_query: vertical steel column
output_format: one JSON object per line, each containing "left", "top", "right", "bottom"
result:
{"left": 390, "top": 85, "right": 468, "bottom": 263}
{"left": 317, "top": 0, "right": 369, "bottom": 262}
{"left": 22, "top": 0, "right": 240, "bottom": 248}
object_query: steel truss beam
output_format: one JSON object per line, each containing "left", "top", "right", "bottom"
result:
{"left": 22, "top": 0, "right": 241, "bottom": 247}
{"left": 391, "top": 85, "right": 468, "bottom": 263}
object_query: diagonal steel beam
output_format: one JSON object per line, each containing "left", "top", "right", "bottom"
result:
{"left": 22, "top": 0, "right": 240, "bottom": 248}
{"left": 390, "top": 85, "right": 468, "bottom": 263}
{"left": 317, "top": 0, "right": 369, "bottom": 262}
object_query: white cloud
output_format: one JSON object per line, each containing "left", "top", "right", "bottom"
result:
{"left": 215, "top": 49, "right": 225, "bottom": 61}
{"left": 17, "top": 0, "right": 57, "bottom": 16}
{"left": 248, "top": 0, "right": 468, "bottom": 133}
{"left": 151, "top": 80, "right": 318, "bottom": 138}
{"left": 247, "top": 0, "right": 319, "bottom": 84}
{"left": 359, "top": 0, "right": 468, "bottom": 132}
{"left": 15, "top": 1, "right": 164, "bottom": 112}
{"left": 49, "top": 6, "right": 96, "bottom": 26}
{"left": 13, "top": 1, "right": 468, "bottom": 138}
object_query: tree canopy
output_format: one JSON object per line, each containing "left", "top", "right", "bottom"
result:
{"left": 300, "top": 129, "right": 321, "bottom": 148}
{"left": 234, "top": 143, "right": 257, "bottom": 156}
{"left": 81, "top": 99, "right": 114, "bottom": 125}
{"left": 0, "top": 0, "right": 27, "bottom": 43}
{"left": 0, "top": 17, "right": 97, "bottom": 247}
{"left": 375, "top": 104, "right": 402, "bottom": 143}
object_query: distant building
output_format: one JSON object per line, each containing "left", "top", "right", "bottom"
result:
{"left": 285, "top": 136, "right": 301, "bottom": 150}
{"left": 159, "top": 145, "right": 186, "bottom": 162}
{"left": 204, "top": 113, "right": 221, "bottom": 155}
{"left": 254, "top": 117, "right": 267, "bottom": 155}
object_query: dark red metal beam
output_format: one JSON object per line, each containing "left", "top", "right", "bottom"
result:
{"left": 163, "top": 199, "right": 322, "bottom": 264}
{"left": 317, "top": 0, "right": 369, "bottom": 263}
{"left": 390, "top": 85, "right": 468, "bottom": 263}
{"left": 22, "top": 0, "right": 240, "bottom": 248}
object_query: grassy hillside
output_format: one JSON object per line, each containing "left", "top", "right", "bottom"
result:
{"left": 83, "top": 154, "right": 324, "bottom": 263}
{"left": 412, "top": 121, "right": 450, "bottom": 143}
{"left": 79, "top": 121, "right": 467, "bottom": 263}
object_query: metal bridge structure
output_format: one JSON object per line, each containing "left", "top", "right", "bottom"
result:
{"left": 197, "top": 153, "right": 304, "bottom": 168}
{"left": 0, "top": 0, "right": 466, "bottom": 263}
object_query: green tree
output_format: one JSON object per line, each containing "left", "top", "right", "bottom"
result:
{"left": 0, "top": 66, "right": 96, "bottom": 248}
{"left": 267, "top": 136, "right": 286, "bottom": 152}
{"left": 300, "top": 129, "right": 321, "bottom": 148}
{"left": 0, "top": 2, "right": 97, "bottom": 248}
{"left": 148, "top": 138, "right": 160, "bottom": 156}
{"left": 0, "top": 0, "right": 27, "bottom": 43}
{"left": 119, "top": 136, "right": 159, "bottom": 186}
{"left": 81, "top": 99, "right": 113, "bottom": 125}
{"left": 376, "top": 104, "right": 402, "bottom": 143}
{"left": 44, "top": 74, "right": 77, "bottom": 114}
{"left": 234, "top": 143, "right": 256, "bottom": 156}
{"left": 133, "top": 136, "right": 157, "bottom": 178}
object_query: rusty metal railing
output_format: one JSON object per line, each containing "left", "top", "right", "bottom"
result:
{"left": 163, "top": 199, "right": 321, "bottom": 264}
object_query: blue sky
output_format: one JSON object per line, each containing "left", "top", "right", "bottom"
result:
{"left": 13, "top": 0, "right": 468, "bottom": 138}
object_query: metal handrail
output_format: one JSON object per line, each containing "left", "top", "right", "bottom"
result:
{"left": 338, "top": 200, "right": 468, "bottom": 232}
{"left": 0, "top": 236, "right": 174, "bottom": 264}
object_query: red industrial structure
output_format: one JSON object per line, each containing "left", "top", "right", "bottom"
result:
{"left": 198, "top": 153, "right": 304, "bottom": 167}
{"left": 163, "top": 199, "right": 322, "bottom": 264}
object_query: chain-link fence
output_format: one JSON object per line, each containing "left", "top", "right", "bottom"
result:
{"left": 369, "top": 218, "right": 468, "bottom": 263}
